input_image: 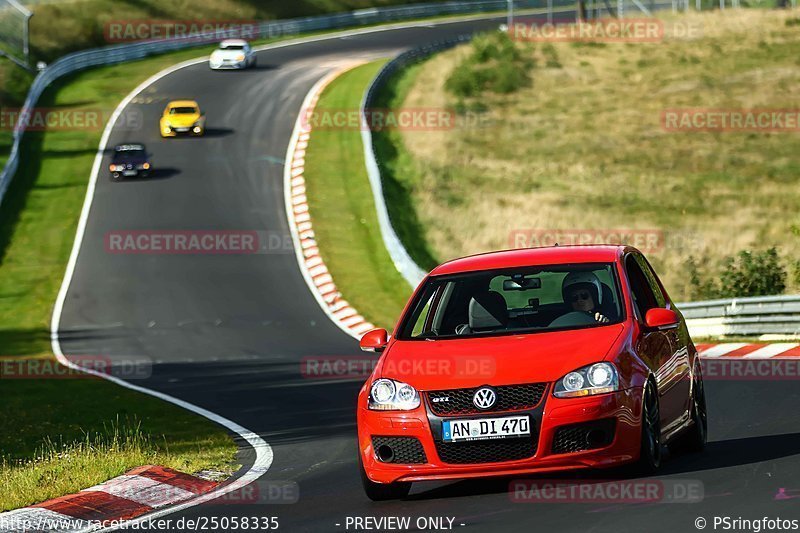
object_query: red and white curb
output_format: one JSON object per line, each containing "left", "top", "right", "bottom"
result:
{"left": 696, "top": 343, "right": 800, "bottom": 359}
{"left": 0, "top": 466, "right": 217, "bottom": 532}
{"left": 284, "top": 65, "right": 376, "bottom": 341}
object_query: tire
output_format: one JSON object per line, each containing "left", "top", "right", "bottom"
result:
{"left": 668, "top": 364, "right": 707, "bottom": 455}
{"left": 632, "top": 380, "right": 662, "bottom": 475}
{"left": 359, "top": 454, "right": 411, "bottom": 501}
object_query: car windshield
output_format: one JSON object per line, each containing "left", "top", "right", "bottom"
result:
{"left": 169, "top": 107, "right": 197, "bottom": 114}
{"left": 221, "top": 44, "right": 245, "bottom": 50}
{"left": 397, "top": 263, "right": 623, "bottom": 340}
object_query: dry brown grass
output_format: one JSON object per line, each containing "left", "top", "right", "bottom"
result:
{"left": 396, "top": 8, "right": 800, "bottom": 300}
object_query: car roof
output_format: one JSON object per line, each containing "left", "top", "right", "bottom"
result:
{"left": 220, "top": 39, "right": 248, "bottom": 47}
{"left": 166, "top": 100, "right": 199, "bottom": 108}
{"left": 114, "top": 143, "right": 145, "bottom": 152}
{"left": 429, "top": 245, "right": 628, "bottom": 276}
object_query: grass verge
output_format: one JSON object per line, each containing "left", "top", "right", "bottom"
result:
{"left": 383, "top": 9, "right": 800, "bottom": 301}
{"left": 0, "top": 47, "right": 255, "bottom": 512}
{"left": 303, "top": 61, "right": 413, "bottom": 331}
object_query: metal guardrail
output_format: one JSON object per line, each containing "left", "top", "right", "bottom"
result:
{"left": 678, "top": 295, "right": 800, "bottom": 336}
{"left": 0, "top": 0, "right": 552, "bottom": 208}
{"left": 360, "top": 0, "right": 674, "bottom": 289}
{"left": 361, "top": 35, "right": 475, "bottom": 289}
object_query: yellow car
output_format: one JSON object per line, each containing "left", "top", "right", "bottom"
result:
{"left": 159, "top": 100, "right": 205, "bottom": 137}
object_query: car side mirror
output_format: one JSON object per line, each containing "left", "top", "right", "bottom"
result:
{"left": 645, "top": 308, "right": 679, "bottom": 330}
{"left": 360, "top": 328, "right": 388, "bottom": 353}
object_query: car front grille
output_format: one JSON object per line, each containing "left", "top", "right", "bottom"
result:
{"left": 371, "top": 436, "right": 427, "bottom": 464}
{"left": 426, "top": 383, "right": 547, "bottom": 416}
{"left": 551, "top": 419, "right": 616, "bottom": 455}
{"left": 434, "top": 436, "right": 537, "bottom": 464}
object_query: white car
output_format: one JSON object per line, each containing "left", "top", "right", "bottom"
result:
{"left": 209, "top": 39, "right": 256, "bottom": 70}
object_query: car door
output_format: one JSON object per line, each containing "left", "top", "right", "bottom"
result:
{"left": 624, "top": 254, "right": 685, "bottom": 430}
{"left": 637, "top": 255, "right": 692, "bottom": 422}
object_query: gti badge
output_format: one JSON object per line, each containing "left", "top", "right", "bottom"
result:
{"left": 473, "top": 387, "right": 496, "bottom": 410}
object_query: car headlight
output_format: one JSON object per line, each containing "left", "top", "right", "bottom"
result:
{"left": 368, "top": 378, "right": 420, "bottom": 411}
{"left": 554, "top": 362, "right": 618, "bottom": 398}
{"left": 138, "top": 162, "right": 150, "bottom": 170}
{"left": 236, "top": 54, "right": 245, "bottom": 61}
{"left": 109, "top": 164, "right": 124, "bottom": 171}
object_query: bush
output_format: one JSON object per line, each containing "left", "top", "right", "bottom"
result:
{"left": 445, "top": 31, "right": 532, "bottom": 99}
{"left": 686, "top": 247, "right": 787, "bottom": 300}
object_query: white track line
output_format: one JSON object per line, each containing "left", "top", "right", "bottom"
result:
{"left": 45, "top": 11, "right": 519, "bottom": 527}
{"left": 48, "top": 47, "right": 273, "bottom": 533}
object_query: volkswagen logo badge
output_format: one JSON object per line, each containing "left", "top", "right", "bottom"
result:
{"left": 473, "top": 387, "right": 496, "bottom": 410}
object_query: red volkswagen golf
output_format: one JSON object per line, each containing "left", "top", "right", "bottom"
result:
{"left": 356, "top": 245, "right": 707, "bottom": 500}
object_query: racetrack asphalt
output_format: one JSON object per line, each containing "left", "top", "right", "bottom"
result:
{"left": 55, "top": 13, "right": 800, "bottom": 533}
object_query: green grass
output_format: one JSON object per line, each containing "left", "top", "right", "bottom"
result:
{"left": 303, "top": 61, "right": 413, "bottom": 331}
{"left": 1, "top": 383, "right": 236, "bottom": 511}
{"left": 0, "top": 46, "right": 255, "bottom": 512}
{"left": 370, "top": 61, "right": 440, "bottom": 272}
{"left": 381, "top": 9, "right": 800, "bottom": 301}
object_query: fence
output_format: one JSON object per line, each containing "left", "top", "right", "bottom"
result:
{"left": 679, "top": 295, "right": 800, "bottom": 337}
{"left": 0, "top": 0, "right": 560, "bottom": 208}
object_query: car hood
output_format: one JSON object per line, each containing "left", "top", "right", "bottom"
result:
{"left": 376, "top": 324, "right": 625, "bottom": 390}
{"left": 163, "top": 113, "right": 201, "bottom": 127}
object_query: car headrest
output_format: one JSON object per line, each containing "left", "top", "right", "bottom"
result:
{"left": 600, "top": 283, "right": 619, "bottom": 320}
{"left": 469, "top": 291, "right": 508, "bottom": 331}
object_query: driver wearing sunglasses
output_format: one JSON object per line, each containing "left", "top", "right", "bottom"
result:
{"left": 562, "top": 271, "right": 610, "bottom": 323}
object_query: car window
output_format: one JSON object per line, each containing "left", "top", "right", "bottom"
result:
{"left": 636, "top": 255, "right": 667, "bottom": 308}
{"left": 169, "top": 107, "right": 197, "bottom": 114}
{"left": 398, "top": 263, "right": 623, "bottom": 340}
{"left": 625, "top": 255, "right": 659, "bottom": 320}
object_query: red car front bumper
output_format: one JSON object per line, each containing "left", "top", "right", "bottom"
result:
{"left": 358, "top": 387, "right": 644, "bottom": 484}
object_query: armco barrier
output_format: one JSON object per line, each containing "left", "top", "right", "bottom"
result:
{"left": 360, "top": 35, "right": 473, "bottom": 289}
{"left": 359, "top": 0, "right": 673, "bottom": 289}
{"left": 0, "top": 0, "right": 553, "bottom": 208}
{"left": 678, "top": 295, "right": 800, "bottom": 337}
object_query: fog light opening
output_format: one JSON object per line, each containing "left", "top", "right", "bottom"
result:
{"left": 586, "top": 429, "right": 607, "bottom": 448}
{"left": 376, "top": 445, "right": 395, "bottom": 463}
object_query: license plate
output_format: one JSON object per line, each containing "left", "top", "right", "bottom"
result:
{"left": 175, "top": 127, "right": 189, "bottom": 132}
{"left": 123, "top": 170, "right": 137, "bottom": 176}
{"left": 443, "top": 415, "right": 530, "bottom": 442}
